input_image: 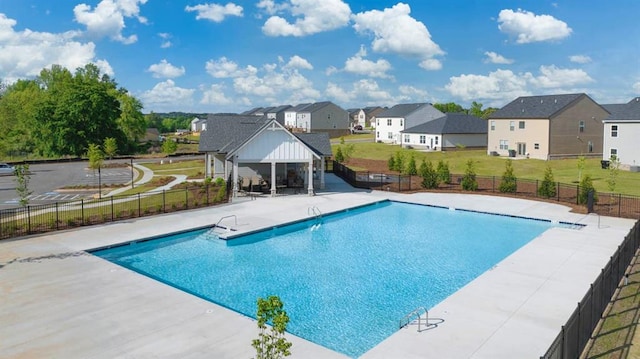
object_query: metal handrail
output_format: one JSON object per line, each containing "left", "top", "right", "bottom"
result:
{"left": 307, "top": 206, "right": 322, "bottom": 217}
{"left": 215, "top": 214, "right": 237, "bottom": 230}
{"left": 399, "top": 307, "right": 428, "bottom": 331}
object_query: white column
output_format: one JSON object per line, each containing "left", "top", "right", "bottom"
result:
{"left": 205, "top": 153, "right": 212, "bottom": 178}
{"left": 270, "top": 161, "right": 277, "bottom": 196}
{"left": 307, "top": 159, "right": 314, "bottom": 196}
{"left": 320, "top": 157, "right": 325, "bottom": 189}
{"left": 232, "top": 156, "right": 239, "bottom": 198}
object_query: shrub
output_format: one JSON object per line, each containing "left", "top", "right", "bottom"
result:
{"left": 498, "top": 159, "right": 517, "bottom": 193}
{"left": 538, "top": 166, "right": 556, "bottom": 198}
{"left": 578, "top": 174, "right": 597, "bottom": 205}
{"left": 387, "top": 154, "right": 396, "bottom": 172}
{"left": 335, "top": 147, "right": 345, "bottom": 163}
{"left": 252, "top": 296, "right": 292, "bottom": 359}
{"left": 406, "top": 155, "right": 417, "bottom": 176}
{"left": 461, "top": 159, "right": 478, "bottom": 191}
{"left": 419, "top": 159, "right": 439, "bottom": 189}
{"left": 436, "top": 160, "right": 450, "bottom": 184}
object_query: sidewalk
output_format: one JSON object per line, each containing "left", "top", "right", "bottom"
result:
{"left": 104, "top": 163, "right": 188, "bottom": 197}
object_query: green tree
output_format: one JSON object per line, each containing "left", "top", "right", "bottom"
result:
{"left": 576, "top": 155, "right": 586, "bottom": 183}
{"left": 342, "top": 143, "right": 355, "bottom": 162}
{"left": 436, "top": 160, "right": 450, "bottom": 184}
{"left": 433, "top": 102, "right": 464, "bottom": 113}
{"left": 103, "top": 137, "right": 118, "bottom": 160}
{"left": 406, "top": 155, "right": 417, "bottom": 175}
{"left": 461, "top": 159, "right": 478, "bottom": 191}
{"left": 87, "top": 143, "right": 104, "bottom": 171}
{"left": 538, "top": 166, "right": 557, "bottom": 199}
{"left": 387, "top": 154, "right": 396, "bottom": 172}
{"left": 499, "top": 159, "right": 517, "bottom": 193}
{"left": 162, "top": 138, "right": 178, "bottom": 155}
{"left": 419, "top": 159, "right": 439, "bottom": 189}
{"left": 578, "top": 174, "right": 597, "bottom": 205}
{"left": 334, "top": 146, "right": 345, "bottom": 163}
{"left": 252, "top": 296, "right": 292, "bottom": 359}
{"left": 14, "top": 164, "right": 32, "bottom": 207}
{"left": 469, "top": 101, "right": 484, "bottom": 117}
{"left": 606, "top": 155, "right": 620, "bottom": 192}
{"left": 116, "top": 91, "right": 146, "bottom": 147}
{"left": 394, "top": 151, "right": 405, "bottom": 174}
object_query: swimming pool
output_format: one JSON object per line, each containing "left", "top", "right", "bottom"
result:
{"left": 92, "top": 200, "right": 554, "bottom": 358}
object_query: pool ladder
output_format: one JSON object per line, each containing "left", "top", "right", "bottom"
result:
{"left": 214, "top": 214, "right": 237, "bottom": 232}
{"left": 399, "top": 307, "right": 429, "bottom": 332}
{"left": 308, "top": 206, "right": 322, "bottom": 218}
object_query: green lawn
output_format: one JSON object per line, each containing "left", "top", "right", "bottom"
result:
{"left": 333, "top": 141, "right": 640, "bottom": 196}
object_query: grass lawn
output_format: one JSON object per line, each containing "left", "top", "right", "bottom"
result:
{"left": 333, "top": 140, "right": 640, "bottom": 196}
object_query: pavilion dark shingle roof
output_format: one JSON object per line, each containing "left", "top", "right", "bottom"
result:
{"left": 294, "top": 132, "right": 332, "bottom": 156}
{"left": 199, "top": 115, "right": 269, "bottom": 153}
{"left": 402, "top": 113, "right": 487, "bottom": 134}
{"left": 490, "top": 93, "right": 586, "bottom": 119}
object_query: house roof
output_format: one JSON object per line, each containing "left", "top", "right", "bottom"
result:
{"left": 401, "top": 113, "right": 487, "bottom": 134}
{"left": 287, "top": 103, "right": 312, "bottom": 112}
{"left": 198, "top": 114, "right": 332, "bottom": 157}
{"left": 377, "top": 103, "right": 431, "bottom": 118}
{"left": 294, "top": 132, "right": 333, "bottom": 156}
{"left": 489, "top": 93, "right": 586, "bottom": 119}
{"left": 240, "top": 107, "right": 263, "bottom": 116}
{"left": 267, "top": 105, "right": 292, "bottom": 114}
{"left": 297, "top": 101, "right": 332, "bottom": 113}
{"left": 603, "top": 97, "right": 640, "bottom": 122}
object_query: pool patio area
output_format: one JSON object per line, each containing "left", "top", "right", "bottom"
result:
{"left": 1, "top": 174, "right": 637, "bottom": 358}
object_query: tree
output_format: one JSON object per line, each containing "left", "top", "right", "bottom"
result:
{"left": 578, "top": 174, "right": 597, "bottom": 205}
{"left": 334, "top": 146, "right": 345, "bottom": 163}
{"left": 419, "top": 159, "right": 439, "bottom": 189}
{"left": 162, "top": 138, "right": 178, "bottom": 155}
{"left": 436, "top": 160, "right": 450, "bottom": 184}
{"left": 387, "top": 154, "right": 396, "bottom": 171}
{"left": 433, "top": 102, "right": 464, "bottom": 113}
{"left": 461, "top": 159, "right": 478, "bottom": 191}
{"left": 252, "top": 296, "right": 292, "bottom": 359}
{"left": 576, "top": 155, "right": 586, "bottom": 183}
{"left": 103, "top": 137, "right": 118, "bottom": 160}
{"left": 538, "top": 166, "right": 557, "bottom": 199}
{"left": 606, "top": 155, "right": 620, "bottom": 193}
{"left": 469, "top": 101, "right": 484, "bottom": 118}
{"left": 116, "top": 91, "right": 146, "bottom": 147}
{"left": 406, "top": 155, "right": 417, "bottom": 175}
{"left": 499, "top": 159, "right": 517, "bottom": 193}
{"left": 394, "top": 151, "right": 405, "bottom": 174}
{"left": 87, "top": 143, "right": 104, "bottom": 170}
{"left": 14, "top": 164, "right": 32, "bottom": 207}
{"left": 342, "top": 143, "right": 355, "bottom": 162}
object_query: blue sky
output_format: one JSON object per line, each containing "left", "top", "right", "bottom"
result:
{"left": 0, "top": 0, "right": 638, "bottom": 113}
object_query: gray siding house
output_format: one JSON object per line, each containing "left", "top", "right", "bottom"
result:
{"left": 375, "top": 103, "right": 444, "bottom": 144}
{"left": 401, "top": 113, "right": 487, "bottom": 151}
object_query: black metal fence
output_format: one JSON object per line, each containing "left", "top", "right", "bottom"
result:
{"left": 0, "top": 183, "right": 228, "bottom": 240}
{"left": 541, "top": 221, "right": 640, "bottom": 358}
{"left": 331, "top": 161, "right": 640, "bottom": 219}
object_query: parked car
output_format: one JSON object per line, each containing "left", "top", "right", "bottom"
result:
{"left": 0, "top": 163, "right": 14, "bottom": 176}
{"left": 354, "top": 125, "right": 363, "bottom": 131}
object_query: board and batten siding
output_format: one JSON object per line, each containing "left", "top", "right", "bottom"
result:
{"left": 237, "top": 129, "right": 315, "bottom": 163}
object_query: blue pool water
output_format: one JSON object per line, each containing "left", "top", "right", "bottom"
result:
{"left": 92, "top": 201, "right": 553, "bottom": 358}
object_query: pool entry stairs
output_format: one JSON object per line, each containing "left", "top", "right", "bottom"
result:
{"left": 202, "top": 215, "right": 238, "bottom": 241}
{"left": 308, "top": 206, "right": 323, "bottom": 231}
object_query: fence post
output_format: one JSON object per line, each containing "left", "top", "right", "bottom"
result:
{"left": 56, "top": 202, "right": 59, "bottom": 230}
{"left": 536, "top": 180, "right": 539, "bottom": 198}
{"left": 27, "top": 206, "right": 31, "bottom": 234}
{"left": 185, "top": 187, "right": 189, "bottom": 209}
{"left": 81, "top": 199, "right": 85, "bottom": 225}
{"left": 138, "top": 193, "right": 141, "bottom": 217}
{"left": 576, "top": 185, "right": 580, "bottom": 205}
{"left": 492, "top": 176, "right": 495, "bottom": 192}
{"left": 557, "top": 182, "right": 560, "bottom": 202}
{"left": 206, "top": 183, "right": 210, "bottom": 205}
{"left": 162, "top": 190, "right": 166, "bottom": 213}
{"left": 111, "top": 196, "right": 114, "bottom": 221}
{"left": 618, "top": 193, "right": 621, "bottom": 217}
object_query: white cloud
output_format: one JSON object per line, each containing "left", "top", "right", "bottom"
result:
{"left": 529, "top": 65, "right": 593, "bottom": 88}
{"left": 147, "top": 59, "right": 185, "bottom": 78}
{"left": 200, "top": 83, "right": 233, "bottom": 105}
{"left": 633, "top": 81, "right": 640, "bottom": 92}
{"left": 262, "top": 0, "right": 351, "bottom": 37}
{"left": 398, "top": 85, "right": 429, "bottom": 99}
{"left": 484, "top": 51, "right": 514, "bottom": 64}
{"left": 205, "top": 57, "right": 257, "bottom": 78}
{"left": 352, "top": 3, "right": 444, "bottom": 69}
{"left": 256, "top": 0, "right": 288, "bottom": 16}
{"left": 140, "top": 80, "right": 195, "bottom": 111}
{"left": 158, "top": 32, "right": 172, "bottom": 48}
{"left": 0, "top": 14, "right": 112, "bottom": 83}
{"left": 185, "top": 3, "right": 243, "bottom": 22}
{"left": 325, "top": 66, "right": 339, "bottom": 76}
{"left": 343, "top": 45, "right": 392, "bottom": 78}
{"left": 74, "top": 0, "right": 148, "bottom": 44}
{"left": 497, "top": 9, "right": 572, "bottom": 44}
{"left": 282, "top": 55, "right": 313, "bottom": 70}
{"left": 569, "top": 55, "right": 592, "bottom": 64}
{"left": 445, "top": 65, "right": 594, "bottom": 106}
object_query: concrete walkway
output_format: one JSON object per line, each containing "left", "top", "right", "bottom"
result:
{"left": 104, "top": 163, "right": 156, "bottom": 197}
{"left": 0, "top": 174, "right": 636, "bottom": 358}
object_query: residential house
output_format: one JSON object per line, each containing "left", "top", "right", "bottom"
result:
{"left": 363, "top": 106, "right": 386, "bottom": 128}
{"left": 401, "top": 113, "right": 487, "bottom": 151}
{"left": 265, "top": 105, "right": 291, "bottom": 125}
{"left": 283, "top": 103, "right": 311, "bottom": 129}
{"left": 190, "top": 117, "right": 207, "bottom": 132}
{"left": 487, "top": 93, "right": 609, "bottom": 159}
{"left": 294, "top": 101, "right": 350, "bottom": 137}
{"left": 375, "top": 103, "right": 444, "bottom": 144}
{"left": 349, "top": 108, "right": 366, "bottom": 129}
{"left": 602, "top": 97, "right": 640, "bottom": 171}
{"left": 199, "top": 114, "right": 332, "bottom": 197}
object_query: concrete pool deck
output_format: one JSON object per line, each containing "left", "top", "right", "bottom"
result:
{"left": 1, "top": 174, "right": 636, "bottom": 358}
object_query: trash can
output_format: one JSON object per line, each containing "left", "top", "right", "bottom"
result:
{"left": 508, "top": 149, "right": 516, "bottom": 158}
{"left": 600, "top": 160, "right": 610, "bottom": 169}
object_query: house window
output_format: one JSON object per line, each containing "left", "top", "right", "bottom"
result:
{"left": 419, "top": 135, "right": 426, "bottom": 144}
{"left": 519, "top": 121, "right": 525, "bottom": 129}
{"left": 588, "top": 141, "right": 593, "bottom": 153}
{"left": 376, "top": 119, "right": 379, "bottom": 127}
{"left": 387, "top": 132, "right": 393, "bottom": 140}
{"left": 534, "top": 143, "right": 539, "bottom": 150}
{"left": 404, "top": 134, "right": 410, "bottom": 143}
{"left": 387, "top": 119, "right": 392, "bottom": 126}
{"left": 579, "top": 120, "right": 585, "bottom": 132}
{"left": 499, "top": 140, "right": 509, "bottom": 150}
{"left": 510, "top": 121, "right": 515, "bottom": 131}
{"left": 400, "top": 119, "right": 403, "bottom": 127}
{"left": 435, "top": 136, "right": 439, "bottom": 145}
{"left": 376, "top": 131, "right": 379, "bottom": 139}
{"left": 611, "top": 148, "right": 618, "bottom": 158}
{"left": 490, "top": 121, "right": 495, "bottom": 131}
{"left": 611, "top": 125, "right": 618, "bottom": 137}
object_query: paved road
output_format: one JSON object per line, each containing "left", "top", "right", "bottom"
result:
{"left": 0, "top": 160, "right": 135, "bottom": 209}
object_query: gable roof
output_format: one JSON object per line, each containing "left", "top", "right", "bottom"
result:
{"left": 297, "top": 101, "right": 332, "bottom": 113}
{"left": 603, "top": 97, "right": 640, "bottom": 122}
{"left": 378, "top": 103, "right": 431, "bottom": 118}
{"left": 294, "top": 132, "right": 332, "bottom": 156}
{"left": 402, "top": 113, "right": 487, "bottom": 134}
{"left": 240, "top": 107, "right": 263, "bottom": 116}
{"left": 199, "top": 115, "right": 269, "bottom": 153}
{"left": 287, "top": 103, "right": 312, "bottom": 112}
{"left": 267, "top": 105, "right": 292, "bottom": 114}
{"left": 490, "top": 93, "right": 586, "bottom": 119}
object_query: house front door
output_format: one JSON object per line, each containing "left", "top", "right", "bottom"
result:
{"left": 517, "top": 142, "right": 527, "bottom": 156}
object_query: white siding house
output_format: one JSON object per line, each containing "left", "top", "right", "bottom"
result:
{"left": 602, "top": 97, "right": 640, "bottom": 170}
{"left": 375, "top": 103, "right": 444, "bottom": 144}
{"left": 401, "top": 113, "right": 487, "bottom": 151}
